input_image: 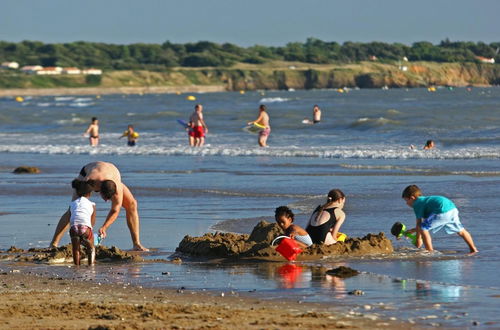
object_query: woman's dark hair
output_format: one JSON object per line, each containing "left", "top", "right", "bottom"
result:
{"left": 100, "top": 180, "right": 117, "bottom": 200}
{"left": 275, "top": 206, "right": 294, "bottom": 222}
{"left": 71, "top": 179, "right": 93, "bottom": 197}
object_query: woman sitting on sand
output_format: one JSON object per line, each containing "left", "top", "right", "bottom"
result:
{"left": 306, "top": 189, "right": 346, "bottom": 245}
{"left": 275, "top": 206, "right": 312, "bottom": 247}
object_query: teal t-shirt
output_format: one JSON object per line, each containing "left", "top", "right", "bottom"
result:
{"left": 412, "top": 196, "right": 456, "bottom": 219}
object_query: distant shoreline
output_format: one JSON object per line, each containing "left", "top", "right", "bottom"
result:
{"left": 1, "top": 61, "right": 498, "bottom": 95}
{"left": 0, "top": 85, "right": 226, "bottom": 97}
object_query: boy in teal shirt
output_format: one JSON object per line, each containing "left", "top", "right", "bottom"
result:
{"left": 402, "top": 185, "right": 478, "bottom": 253}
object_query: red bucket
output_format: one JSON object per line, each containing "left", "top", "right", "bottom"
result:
{"left": 272, "top": 236, "right": 303, "bottom": 261}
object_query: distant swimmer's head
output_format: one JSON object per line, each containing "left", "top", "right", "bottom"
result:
{"left": 100, "top": 180, "right": 117, "bottom": 201}
{"left": 195, "top": 104, "right": 203, "bottom": 112}
{"left": 259, "top": 104, "right": 267, "bottom": 112}
{"left": 91, "top": 117, "right": 98, "bottom": 124}
{"left": 71, "top": 179, "right": 93, "bottom": 197}
{"left": 128, "top": 124, "right": 134, "bottom": 130}
{"left": 275, "top": 206, "right": 294, "bottom": 230}
{"left": 424, "top": 140, "right": 435, "bottom": 149}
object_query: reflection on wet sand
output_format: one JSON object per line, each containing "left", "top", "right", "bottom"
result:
{"left": 254, "top": 263, "right": 348, "bottom": 299}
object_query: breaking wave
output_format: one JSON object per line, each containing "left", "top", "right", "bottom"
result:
{"left": 0, "top": 138, "right": 499, "bottom": 160}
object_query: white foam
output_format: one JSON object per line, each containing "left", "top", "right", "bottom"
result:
{"left": 73, "top": 97, "right": 93, "bottom": 102}
{"left": 54, "top": 97, "right": 75, "bottom": 101}
{"left": 69, "top": 102, "right": 94, "bottom": 107}
{"left": 0, "top": 137, "right": 499, "bottom": 160}
{"left": 259, "top": 97, "right": 289, "bottom": 103}
{"left": 350, "top": 117, "right": 401, "bottom": 128}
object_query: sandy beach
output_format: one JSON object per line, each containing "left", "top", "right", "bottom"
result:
{"left": 0, "top": 85, "right": 226, "bottom": 97}
{"left": 0, "top": 269, "right": 412, "bottom": 330}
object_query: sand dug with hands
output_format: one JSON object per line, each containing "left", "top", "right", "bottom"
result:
{"left": 0, "top": 245, "right": 142, "bottom": 263}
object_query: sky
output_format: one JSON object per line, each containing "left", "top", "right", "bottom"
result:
{"left": 1, "top": 0, "right": 499, "bottom": 47}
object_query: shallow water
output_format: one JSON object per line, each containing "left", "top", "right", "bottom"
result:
{"left": 1, "top": 88, "right": 500, "bottom": 327}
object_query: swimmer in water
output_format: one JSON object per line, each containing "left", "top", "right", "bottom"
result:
{"left": 84, "top": 117, "right": 99, "bottom": 147}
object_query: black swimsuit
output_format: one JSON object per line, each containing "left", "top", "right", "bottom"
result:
{"left": 306, "top": 206, "right": 338, "bottom": 244}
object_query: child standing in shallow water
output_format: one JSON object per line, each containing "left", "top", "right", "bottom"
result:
{"left": 120, "top": 124, "right": 139, "bottom": 147}
{"left": 69, "top": 179, "right": 97, "bottom": 265}
{"left": 275, "top": 206, "right": 312, "bottom": 247}
{"left": 84, "top": 117, "right": 99, "bottom": 147}
{"left": 402, "top": 184, "right": 478, "bottom": 253}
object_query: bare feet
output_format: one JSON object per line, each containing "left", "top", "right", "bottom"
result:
{"left": 132, "top": 244, "right": 149, "bottom": 252}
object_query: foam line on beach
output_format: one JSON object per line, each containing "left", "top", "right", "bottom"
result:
{"left": 1, "top": 143, "right": 500, "bottom": 160}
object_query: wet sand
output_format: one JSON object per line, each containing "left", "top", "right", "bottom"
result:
{"left": 0, "top": 232, "right": 412, "bottom": 329}
{"left": 0, "top": 271, "right": 412, "bottom": 329}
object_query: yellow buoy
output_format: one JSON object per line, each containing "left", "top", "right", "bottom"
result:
{"left": 186, "top": 95, "right": 196, "bottom": 101}
{"left": 96, "top": 95, "right": 101, "bottom": 99}
{"left": 239, "top": 90, "right": 245, "bottom": 94}
{"left": 15, "top": 96, "right": 24, "bottom": 102}
{"left": 337, "top": 89, "right": 344, "bottom": 93}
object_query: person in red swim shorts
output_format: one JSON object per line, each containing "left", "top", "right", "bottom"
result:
{"left": 188, "top": 104, "right": 208, "bottom": 147}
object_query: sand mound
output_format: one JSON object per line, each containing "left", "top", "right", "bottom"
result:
{"left": 177, "top": 221, "right": 393, "bottom": 260}
{"left": 1, "top": 245, "right": 143, "bottom": 263}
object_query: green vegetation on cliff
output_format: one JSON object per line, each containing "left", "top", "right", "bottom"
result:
{"left": 1, "top": 39, "right": 499, "bottom": 70}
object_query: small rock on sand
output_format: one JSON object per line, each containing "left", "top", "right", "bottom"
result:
{"left": 326, "top": 266, "right": 360, "bottom": 278}
{"left": 13, "top": 166, "right": 41, "bottom": 174}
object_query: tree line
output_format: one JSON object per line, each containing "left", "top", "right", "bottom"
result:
{"left": 1, "top": 38, "right": 498, "bottom": 71}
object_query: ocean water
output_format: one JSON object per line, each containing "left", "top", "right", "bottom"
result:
{"left": 1, "top": 87, "right": 500, "bottom": 327}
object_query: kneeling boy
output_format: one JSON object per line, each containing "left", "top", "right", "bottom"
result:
{"left": 402, "top": 185, "right": 478, "bottom": 253}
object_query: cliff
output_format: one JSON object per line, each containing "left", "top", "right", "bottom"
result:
{"left": 0, "top": 61, "right": 498, "bottom": 96}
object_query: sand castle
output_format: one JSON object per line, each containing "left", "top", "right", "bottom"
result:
{"left": 176, "top": 221, "right": 393, "bottom": 260}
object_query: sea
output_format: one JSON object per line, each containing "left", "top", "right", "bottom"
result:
{"left": 1, "top": 87, "right": 500, "bottom": 327}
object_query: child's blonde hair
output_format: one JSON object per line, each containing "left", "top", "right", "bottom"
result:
{"left": 402, "top": 185, "right": 422, "bottom": 199}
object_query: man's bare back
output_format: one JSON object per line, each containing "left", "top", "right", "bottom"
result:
{"left": 76, "top": 162, "right": 123, "bottom": 200}
{"left": 78, "top": 162, "right": 121, "bottom": 186}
